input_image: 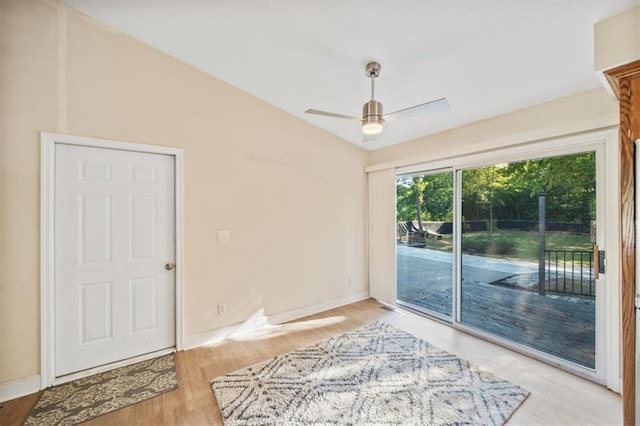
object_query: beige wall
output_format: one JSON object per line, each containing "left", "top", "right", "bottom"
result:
{"left": 368, "top": 88, "right": 618, "bottom": 168}
{"left": 0, "top": 0, "right": 369, "bottom": 383}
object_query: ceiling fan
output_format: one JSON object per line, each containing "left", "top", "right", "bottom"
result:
{"left": 305, "top": 62, "right": 450, "bottom": 141}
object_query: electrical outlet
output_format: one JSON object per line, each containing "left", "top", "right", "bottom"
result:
{"left": 218, "top": 303, "right": 227, "bottom": 315}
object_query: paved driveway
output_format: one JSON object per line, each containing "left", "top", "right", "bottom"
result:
{"left": 397, "top": 245, "right": 538, "bottom": 300}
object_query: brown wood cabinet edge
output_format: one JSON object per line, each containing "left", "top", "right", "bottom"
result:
{"left": 604, "top": 59, "right": 640, "bottom": 426}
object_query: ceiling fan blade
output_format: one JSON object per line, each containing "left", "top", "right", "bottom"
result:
{"left": 363, "top": 133, "right": 378, "bottom": 143}
{"left": 305, "top": 109, "right": 362, "bottom": 121}
{"left": 384, "top": 98, "right": 450, "bottom": 121}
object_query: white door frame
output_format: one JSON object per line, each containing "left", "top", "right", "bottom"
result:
{"left": 40, "top": 132, "right": 184, "bottom": 389}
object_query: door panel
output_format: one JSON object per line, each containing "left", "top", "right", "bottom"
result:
{"left": 55, "top": 144, "right": 175, "bottom": 377}
{"left": 130, "top": 276, "right": 158, "bottom": 333}
{"left": 396, "top": 171, "right": 454, "bottom": 319}
{"left": 130, "top": 195, "right": 158, "bottom": 260}
{"left": 459, "top": 152, "right": 598, "bottom": 369}
{"left": 80, "top": 281, "right": 112, "bottom": 343}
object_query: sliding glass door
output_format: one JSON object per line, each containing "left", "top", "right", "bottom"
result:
{"left": 395, "top": 143, "right": 607, "bottom": 377}
{"left": 459, "top": 152, "right": 597, "bottom": 368}
{"left": 396, "top": 171, "right": 453, "bottom": 319}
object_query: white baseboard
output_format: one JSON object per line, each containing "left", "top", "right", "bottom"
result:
{"left": 184, "top": 312, "right": 271, "bottom": 349}
{"left": 268, "top": 291, "right": 369, "bottom": 325}
{"left": 0, "top": 374, "right": 41, "bottom": 403}
{"left": 184, "top": 291, "right": 370, "bottom": 350}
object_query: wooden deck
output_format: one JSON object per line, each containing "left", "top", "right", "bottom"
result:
{"left": 398, "top": 254, "right": 595, "bottom": 368}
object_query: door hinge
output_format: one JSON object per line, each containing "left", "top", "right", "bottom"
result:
{"left": 635, "top": 295, "right": 640, "bottom": 309}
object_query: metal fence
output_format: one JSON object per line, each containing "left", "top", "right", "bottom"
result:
{"left": 544, "top": 249, "right": 595, "bottom": 297}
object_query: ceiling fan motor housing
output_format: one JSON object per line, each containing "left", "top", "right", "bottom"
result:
{"left": 363, "top": 99, "right": 383, "bottom": 123}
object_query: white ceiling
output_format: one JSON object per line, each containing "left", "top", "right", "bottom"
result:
{"left": 62, "top": 1, "right": 639, "bottom": 151}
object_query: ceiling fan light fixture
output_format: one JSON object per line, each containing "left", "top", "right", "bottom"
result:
{"left": 362, "top": 119, "right": 383, "bottom": 135}
{"left": 362, "top": 99, "right": 384, "bottom": 135}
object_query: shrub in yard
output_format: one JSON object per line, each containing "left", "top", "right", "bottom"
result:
{"left": 463, "top": 235, "right": 516, "bottom": 255}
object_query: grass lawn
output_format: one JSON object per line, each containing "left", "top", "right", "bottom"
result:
{"left": 421, "top": 230, "right": 592, "bottom": 263}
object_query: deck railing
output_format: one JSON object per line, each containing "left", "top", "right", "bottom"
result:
{"left": 544, "top": 249, "right": 595, "bottom": 298}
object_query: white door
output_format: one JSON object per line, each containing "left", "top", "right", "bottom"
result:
{"left": 54, "top": 144, "right": 175, "bottom": 377}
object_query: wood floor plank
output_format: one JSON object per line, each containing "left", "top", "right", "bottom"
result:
{"left": 0, "top": 392, "right": 40, "bottom": 426}
{"left": 0, "top": 299, "right": 620, "bottom": 425}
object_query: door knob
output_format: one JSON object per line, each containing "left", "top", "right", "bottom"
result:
{"left": 165, "top": 262, "right": 176, "bottom": 271}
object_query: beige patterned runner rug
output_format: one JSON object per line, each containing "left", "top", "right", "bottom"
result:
{"left": 211, "top": 321, "right": 529, "bottom": 425}
{"left": 23, "top": 353, "right": 177, "bottom": 425}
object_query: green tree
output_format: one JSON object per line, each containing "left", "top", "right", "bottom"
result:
{"left": 396, "top": 172, "right": 453, "bottom": 224}
{"left": 422, "top": 172, "right": 453, "bottom": 221}
{"left": 462, "top": 166, "right": 508, "bottom": 229}
{"left": 498, "top": 153, "right": 595, "bottom": 223}
{"left": 396, "top": 177, "right": 417, "bottom": 222}
{"left": 398, "top": 151, "right": 595, "bottom": 228}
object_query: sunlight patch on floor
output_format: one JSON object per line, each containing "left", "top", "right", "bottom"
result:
{"left": 200, "top": 312, "right": 347, "bottom": 347}
{"left": 233, "top": 315, "right": 347, "bottom": 342}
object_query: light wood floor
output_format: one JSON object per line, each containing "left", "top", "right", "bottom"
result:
{"left": 0, "top": 298, "right": 622, "bottom": 425}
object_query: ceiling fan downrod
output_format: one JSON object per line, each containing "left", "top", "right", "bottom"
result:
{"left": 362, "top": 62, "right": 384, "bottom": 134}
{"left": 366, "top": 61, "right": 381, "bottom": 100}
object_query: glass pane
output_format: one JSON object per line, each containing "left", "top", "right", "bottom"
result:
{"left": 396, "top": 171, "right": 453, "bottom": 318}
{"left": 460, "top": 152, "right": 596, "bottom": 368}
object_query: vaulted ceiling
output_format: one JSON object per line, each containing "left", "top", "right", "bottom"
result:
{"left": 63, "top": 1, "right": 639, "bottom": 150}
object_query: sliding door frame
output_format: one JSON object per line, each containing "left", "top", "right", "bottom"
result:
{"left": 395, "top": 127, "right": 620, "bottom": 390}
{"left": 396, "top": 167, "right": 455, "bottom": 322}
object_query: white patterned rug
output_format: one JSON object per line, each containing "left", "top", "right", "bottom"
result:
{"left": 211, "top": 320, "right": 529, "bottom": 425}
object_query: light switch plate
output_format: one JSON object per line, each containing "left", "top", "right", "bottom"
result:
{"left": 217, "top": 230, "right": 231, "bottom": 243}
